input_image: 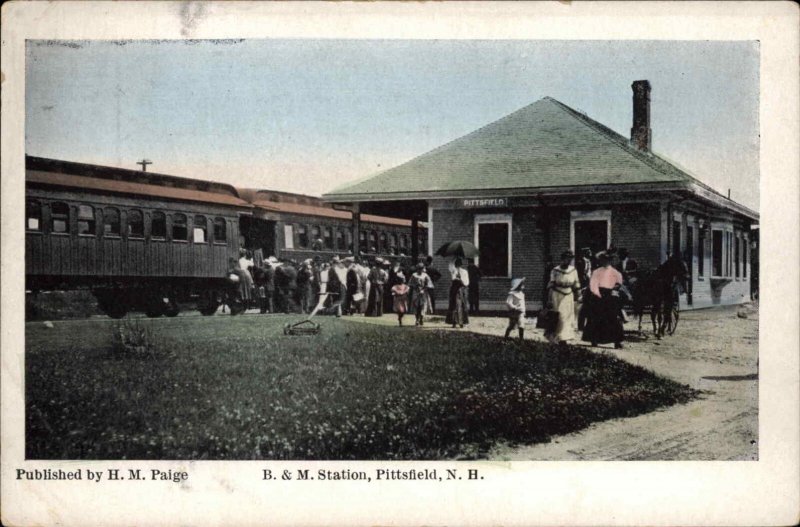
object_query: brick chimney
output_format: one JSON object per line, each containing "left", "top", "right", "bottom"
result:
{"left": 631, "top": 80, "right": 651, "bottom": 151}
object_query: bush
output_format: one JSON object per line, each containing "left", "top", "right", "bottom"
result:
{"left": 109, "top": 319, "right": 165, "bottom": 360}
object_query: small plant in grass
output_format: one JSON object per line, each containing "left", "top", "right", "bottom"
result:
{"left": 109, "top": 319, "right": 166, "bottom": 360}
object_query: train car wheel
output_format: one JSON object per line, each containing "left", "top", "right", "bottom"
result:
{"left": 104, "top": 302, "right": 129, "bottom": 319}
{"left": 199, "top": 303, "right": 219, "bottom": 316}
{"left": 197, "top": 291, "right": 220, "bottom": 316}
{"left": 164, "top": 300, "right": 180, "bottom": 318}
{"left": 145, "top": 298, "right": 166, "bottom": 318}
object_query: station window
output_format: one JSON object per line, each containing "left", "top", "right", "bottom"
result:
{"left": 734, "top": 234, "right": 740, "bottom": 278}
{"left": 672, "top": 220, "right": 682, "bottom": 257}
{"left": 743, "top": 237, "right": 748, "bottom": 278}
{"left": 213, "top": 218, "right": 227, "bottom": 243}
{"left": 297, "top": 225, "right": 308, "bottom": 248}
{"left": 323, "top": 226, "right": 333, "bottom": 250}
{"left": 26, "top": 200, "right": 42, "bottom": 231}
{"left": 103, "top": 208, "right": 121, "bottom": 237}
{"left": 399, "top": 234, "right": 408, "bottom": 253}
{"left": 475, "top": 214, "right": 511, "bottom": 278}
{"left": 127, "top": 209, "right": 144, "bottom": 238}
{"left": 77, "top": 205, "right": 96, "bottom": 236}
{"left": 151, "top": 212, "right": 167, "bottom": 239}
{"left": 51, "top": 202, "right": 70, "bottom": 233}
{"left": 194, "top": 216, "right": 207, "bottom": 243}
{"left": 389, "top": 233, "right": 398, "bottom": 255}
{"left": 728, "top": 232, "right": 733, "bottom": 276}
{"left": 712, "top": 229, "right": 723, "bottom": 277}
{"left": 172, "top": 213, "right": 188, "bottom": 241}
{"left": 698, "top": 227, "right": 705, "bottom": 277}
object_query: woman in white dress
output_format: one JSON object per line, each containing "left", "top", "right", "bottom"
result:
{"left": 545, "top": 250, "right": 581, "bottom": 343}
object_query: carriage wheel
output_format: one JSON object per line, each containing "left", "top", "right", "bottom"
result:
{"left": 667, "top": 305, "right": 680, "bottom": 335}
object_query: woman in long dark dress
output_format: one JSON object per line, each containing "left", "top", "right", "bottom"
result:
{"left": 365, "top": 259, "right": 386, "bottom": 317}
{"left": 445, "top": 258, "right": 470, "bottom": 328}
{"left": 582, "top": 252, "right": 625, "bottom": 348}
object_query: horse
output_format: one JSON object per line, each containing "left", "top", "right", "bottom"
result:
{"left": 630, "top": 255, "right": 689, "bottom": 338}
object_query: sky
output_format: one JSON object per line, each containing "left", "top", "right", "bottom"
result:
{"left": 26, "top": 39, "right": 759, "bottom": 210}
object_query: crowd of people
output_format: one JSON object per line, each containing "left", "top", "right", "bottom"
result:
{"left": 227, "top": 244, "right": 671, "bottom": 349}
{"left": 226, "top": 251, "right": 477, "bottom": 328}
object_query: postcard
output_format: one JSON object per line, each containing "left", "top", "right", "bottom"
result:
{"left": 2, "top": 2, "right": 798, "bottom": 526}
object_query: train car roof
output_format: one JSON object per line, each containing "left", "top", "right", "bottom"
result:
{"left": 251, "top": 199, "right": 415, "bottom": 227}
{"left": 26, "top": 156, "right": 252, "bottom": 209}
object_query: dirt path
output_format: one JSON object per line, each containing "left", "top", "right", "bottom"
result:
{"left": 479, "top": 303, "right": 759, "bottom": 461}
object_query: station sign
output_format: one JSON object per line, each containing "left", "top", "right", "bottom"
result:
{"left": 461, "top": 198, "right": 508, "bottom": 208}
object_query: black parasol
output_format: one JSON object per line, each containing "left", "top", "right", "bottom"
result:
{"left": 435, "top": 240, "right": 480, "bottom": 258}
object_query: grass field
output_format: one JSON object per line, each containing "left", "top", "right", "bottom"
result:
{"left": 26, "top": 315, "right": 697, "bottom": 460}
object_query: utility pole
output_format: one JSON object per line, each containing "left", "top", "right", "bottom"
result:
{"left": 137, "top": 159, "right": 152, "bottom": 172}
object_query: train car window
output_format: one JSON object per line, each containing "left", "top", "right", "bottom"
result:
{"left": 284, "top": 224, "right": 294, "bottom": 249}
{"left": 51, "top": 202, "right": 69, "bottom": 233}
{"left": 389, "top": 233, "right": 398, "bottom": 255}
{"left": 103, "top": 208, "right": 121, "bottom": 237}
{"left": 26, "top": 200, "right": 42, "bottom": 231}
{"left": 399, "top": 234, "right": 408, "bottom": 252}
{"left": 368, "top": 231, "right": 377, "bottom": 254}
{"left": 344, "top": 230, "right": 353, "bottom": 253}
{"left": 379, "top": 232, "right": 388, "bottom": 254}
{"left": 359, "top": 230, "right": 368, "bottom": 253}
{"left": 335, "top": 229, "right": 345, "bottom": 251}
{"left": 172, "top": 213, "right": 188, "bottom": 241}
{"left": 297, "top": 225, "right": 308, "bottom": 248}
{"left": 127, "top": 210, "right": 144, "bottom": 238}
{"left": 77, "top": 205, "right": 96, "bottom": 236}
{"left": 311, "top": 226, "right": 321, "bottom": 249}
{"left": 213, "top": 218, "right": 227, "bottom": 242}
{"left": 323, "top": 227, "right": 333, "bottom": 250}
{"left": 194, "top": 216, "right": 207, "bottom": 243}
{"left": 151, "top": 212, "right": 167, "bottom": 239}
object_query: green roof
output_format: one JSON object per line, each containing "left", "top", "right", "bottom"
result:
{"left": 326, "top": 96, "right": 700, "bottom": 198}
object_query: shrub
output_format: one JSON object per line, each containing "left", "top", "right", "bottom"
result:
{"left": 109, "top": 319, "right": 165, "bottom": 360}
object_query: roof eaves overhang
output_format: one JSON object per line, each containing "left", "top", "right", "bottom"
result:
{"left": 684, "top": 182, "right": 760, "bottom": 221}
{"left": 323, "top": 181, "right": 692, "bottom": 203}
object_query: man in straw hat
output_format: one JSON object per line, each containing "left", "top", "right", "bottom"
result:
{"left": 504, "top": 277, "right": 527, "bottom": 342}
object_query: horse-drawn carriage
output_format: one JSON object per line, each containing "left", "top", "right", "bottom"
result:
{"left": 623, "top": 255, "right": 688, "bottom": 339}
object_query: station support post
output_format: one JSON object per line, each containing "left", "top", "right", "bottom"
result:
{"left": 411, "top": 217, "right": 419, "bottom": 263}
{"left": 352, "top": 203, "right": 361, "bottom": 259}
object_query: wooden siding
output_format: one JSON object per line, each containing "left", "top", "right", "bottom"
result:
{"left": 26, "top": 189, "right": 242, "bottom": 281}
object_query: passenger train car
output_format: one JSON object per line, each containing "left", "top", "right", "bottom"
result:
{"left": 25, "top": 156, "right": 426, "bottom": 318}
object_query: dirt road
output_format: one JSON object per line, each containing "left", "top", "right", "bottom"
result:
{"left": 472, "top": 303, "right": 759, "bottom": 461}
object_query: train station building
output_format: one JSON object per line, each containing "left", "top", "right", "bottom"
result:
{"left": 324, "top": 81, "right": 759, "bottom": 311}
